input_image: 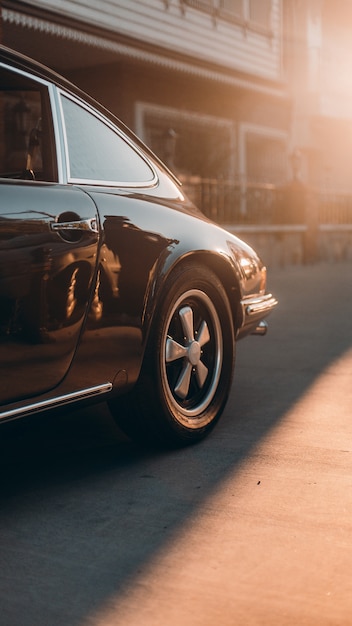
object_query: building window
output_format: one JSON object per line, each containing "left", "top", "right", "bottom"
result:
{"left": 239, "top": 123, "right": 288, "bottom": 186}
{"left": 246, "top": 133, "right": 287, "bottom": 184}
{"left": 219, "top": 0, "right": 243, "bottom": 19}
{"left": 135, "top": 103, "right": 235, "bottom": 179}
{"left": 184, "top": 0, "right": 213, "bottom": 11}
{"left": 248, "top": 0, "right": 271, "bottom": 30}
{"left": 183, "top": 0, "right": 272, "bottom": 33}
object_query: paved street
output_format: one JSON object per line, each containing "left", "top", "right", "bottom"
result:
{"left": 0, "top": 261, "right": 351, "bottom": 626}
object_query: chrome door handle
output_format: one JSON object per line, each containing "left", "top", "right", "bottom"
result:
{"left": 51, "top": 218, "right": 98, "bottom": 234}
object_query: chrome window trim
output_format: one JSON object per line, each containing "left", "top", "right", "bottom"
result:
{"left": 57, "top": 89, "right": 159, "bottom": 189}
{"left": 49, "top": 83, "right": 65, "bottom": 183}
{"left": 0, "top": 61, "right": 62, "bottom": 183}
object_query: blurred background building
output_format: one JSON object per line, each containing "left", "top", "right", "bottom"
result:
{"left": 1, "top": 0, "right": 352, "bottom": 261}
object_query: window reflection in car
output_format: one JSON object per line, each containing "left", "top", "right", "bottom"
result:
{"left": 0, "top": 66, "right": 56, "bottom": 182}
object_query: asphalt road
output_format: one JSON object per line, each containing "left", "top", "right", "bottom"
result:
{"left": 0, "top": 261, "right": 351, "bottom": 626}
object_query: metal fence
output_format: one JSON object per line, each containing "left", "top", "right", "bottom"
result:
{"left": 180, "top": 177, "right": 352, "bottom": 226}
{"left": 319, "top": 193, "right": 352, "bottom": 225}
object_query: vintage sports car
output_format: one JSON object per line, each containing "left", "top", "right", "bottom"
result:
{"left": 0, "top": 45, "right": 277, "bottom": 447}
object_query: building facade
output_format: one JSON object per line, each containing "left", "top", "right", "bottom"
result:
{"left": 1, "top": 0, "right": 352, "bottom": 212}
{"left": 1, "top": 1, "right": 291, "bottom": 189}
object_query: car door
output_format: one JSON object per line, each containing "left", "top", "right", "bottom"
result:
{"left": 0, "top": 64, "right": 99, "bottom": 406}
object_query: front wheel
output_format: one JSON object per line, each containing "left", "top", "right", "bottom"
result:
{"left": 109, "top": 264, "right": 235, "bottom": 447}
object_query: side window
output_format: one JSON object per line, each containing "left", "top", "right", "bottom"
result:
{"left": 0, "top": 67, "right": 57, "bottom": 181}
{"left": 60, "top": 94, "right": 155, "bottom": 185}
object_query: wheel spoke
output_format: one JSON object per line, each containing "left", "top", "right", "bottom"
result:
{"left": 166, "top": 336, "right": 188, "bottom": 363}
{"left": 174, "top": 362, "right": 193, "bottom": 399}
{"left": 179, "top": 306, "right": 194, "bottom": 342}
{"left": 195, "top": 360, "right": 208, "bottom": 388}
{"left": 197, "top": 319, "right": 210, "bottom": 347}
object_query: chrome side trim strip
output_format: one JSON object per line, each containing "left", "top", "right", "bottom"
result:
{"left": 0, "top": 383, "right": 113, "bottom": 422}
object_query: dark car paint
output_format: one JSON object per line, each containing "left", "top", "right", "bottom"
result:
{"left": 0, "top": 45, "right": 274, "bottom": 424}
{"left": 69, "top": 187, "right": 243, "bottom": 386}
{"left": 0, "top": 180, "right": 99, "bottom": 402}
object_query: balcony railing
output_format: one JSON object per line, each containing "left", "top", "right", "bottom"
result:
{"left": 180, "top": 176, "right": 352, "bottom": 227}
{"left": 319, "top": 193, "right": 352, "bottom": 225}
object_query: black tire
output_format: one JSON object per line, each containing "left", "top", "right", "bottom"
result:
{"left": 109, "top": 264, "right": 235, "bottom": 447}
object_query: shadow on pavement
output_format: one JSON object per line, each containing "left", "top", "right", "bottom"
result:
{"left": 0, "top": 261, "right": 350, "bottom": 626}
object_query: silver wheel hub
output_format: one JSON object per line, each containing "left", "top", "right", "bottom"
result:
{"left": 188, "top": 340, "right": 201, "bottom": 366}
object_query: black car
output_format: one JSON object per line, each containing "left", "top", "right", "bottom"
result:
{"left": 0, "top": 45, "right": 277, "bottom": 447}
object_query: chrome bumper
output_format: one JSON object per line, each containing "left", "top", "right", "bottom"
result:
{"left": 239, "top": 293, "right": 278, "bottom": 337}
{"left": 243, "top": 293, "right": 278, "bottom": 316}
